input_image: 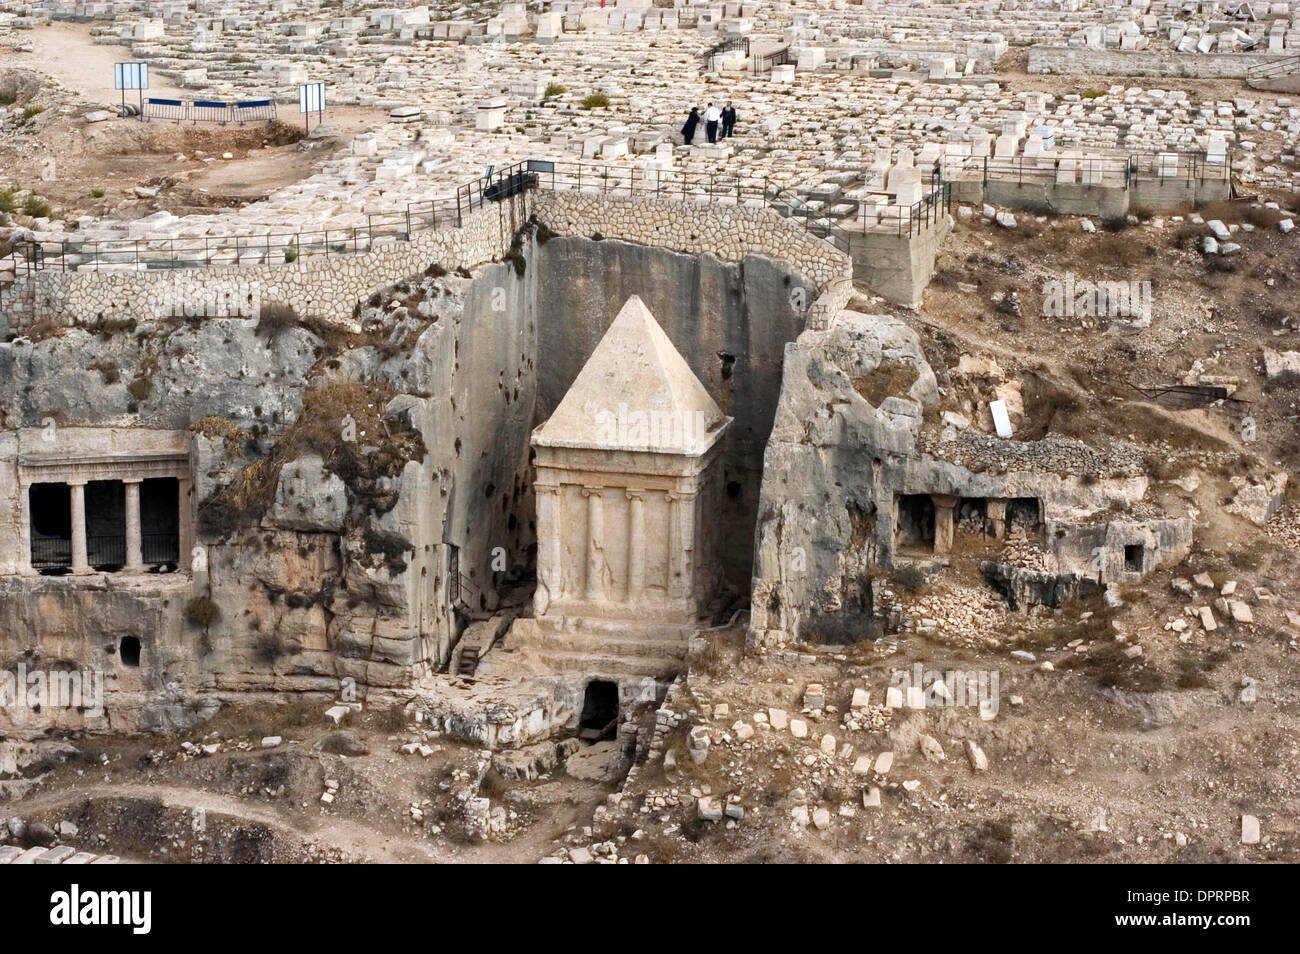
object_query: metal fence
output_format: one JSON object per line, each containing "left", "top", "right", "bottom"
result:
{"left": 142, "top": 531, "right": 179, "bottom": 565}
{"left": 1247, "top": 54, "right": 1300, "bottom": 81}
{"left": 87, "top": 534, "right": 126, "bottom": 567}
{"left": 754, "top": 46, "right": 793, "bottom": 74}
{"left": 703, "top": 35, "right": 749, "bottom": 71}
{"left": 942, "top": 149, "right": 1229, "bottom": 188}
{"left": 522, "top": 159, "right": 951, "bottom": 238}
{"left": 143, "top": 96, "right": 279, "bottom": 125}
{"left": 30, "top": 536, "right": 71, "bottom": 569}
{"left": 9, "top": 170, "right": 509, "bottom": 274}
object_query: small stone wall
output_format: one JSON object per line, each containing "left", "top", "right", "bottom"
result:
{"left": 4, "top": 202, "right": 517, "bottom": 333}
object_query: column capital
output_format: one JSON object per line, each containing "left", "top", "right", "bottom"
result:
{"left": 625, "top": 487, "right": 646, "bottom": 501}
{"left": 121, "top": 476, "right": 144, "bottom": 485}
{"left": 536, "top": 483, "right": 562, "bottom": 496}
{"left": 581, "top": 485, "right": 604, "bottom": 497}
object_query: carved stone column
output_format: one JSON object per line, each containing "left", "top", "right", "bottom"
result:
{"left": 177, "top": 477, "right": 194, "bottom": 570}
{"left": 534, "top": 483, "right": 562, "bottom": 614}
{"left": 680, "top": 490, "right": 697, "bottom": 601}
{"left": 666, "top": 491, "right": 684, "bottom": 599}
{"left": 582, "top": 486, "right": 604, "bottom": 601}
{"left": 69, "top": 479, "right": 90, "bottom": 574}
{"left": 932, "top": 493, "right": 958, "bottom": 555}
{"left": 124, "top": 478, "right": 144, "bottom": 571}
{"left": 625, "top": 488, "right": 646, "bottom": 603}
{"left": 986, "top": 497, "right": 1007, "bottom": 540}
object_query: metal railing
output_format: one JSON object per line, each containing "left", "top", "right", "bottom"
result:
{"left": 1247, "top": 53, "right": 1300, "bottom": 81}
{"left": 7, "top": 171, "right": 510, "bottom": 275}
{"left": 5, "top": 158, "right": 950, "bottom": 280}
{"left": 941, "top": 148, "right": 1230, "bottom": 188}
{"left": 30, "top": 536, "right": 71, "bottom": 568}
{"left": 142, "top": 96, "right": 279, "bottom": 125}
{"left": 703, "top": 35, "right": 749, "bottom": 71}
{"left": 87, "top": 534, "right": 126, "bottom": 567}
{"left": 142, "top": 531, "right": 179, "bottom": 565}
{"left": 772, "top": 177, "right": 953, "bottom": 243}
{"left": 754, "top": 46, "right": 793, "bottom": 74}
{"left": 452, "top": 571, "right": 481, "bottom": 611}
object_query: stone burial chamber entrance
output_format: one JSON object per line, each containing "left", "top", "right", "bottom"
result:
{"left": 28, "top": 477, "right": 182, "bottom": 574}
{"left": 895, "top": 493, "right": 936, "bottom": 553}
{"left": 15, "top": 429, "right": 194, "bottom": 577}
{"left": 578, "top": 679, "right": 620, "bottom": 741}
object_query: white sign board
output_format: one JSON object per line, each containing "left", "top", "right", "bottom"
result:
{"left": 989, "top": 400, "right": 1013, "bottom": 438}
{"left": 299, "top": 82, "right": 325, "bottom": 114}
{"left": 114, "top": 62, "right": 149, "bottom": 91}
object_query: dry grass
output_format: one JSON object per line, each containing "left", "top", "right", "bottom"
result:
{"left": 192, "top": 416, "right": 252, "bottom": 454}
{"left": 197, "top": 379, "right": 424, "bottom": 537}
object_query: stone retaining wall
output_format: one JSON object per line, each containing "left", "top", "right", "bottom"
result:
{"left": 4, "top": 201, "right": 517, "bottom": 334}
{"left": 6, "top": 190, "right": 856, "bottom": 336}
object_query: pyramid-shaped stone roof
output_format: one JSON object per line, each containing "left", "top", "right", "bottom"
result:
{"left": 533, "top": 296, "right": 729, "bottom": 455}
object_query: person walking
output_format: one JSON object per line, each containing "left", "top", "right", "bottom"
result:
{"left": 721, "top": 101, "right": 737, "bottom": 139}
{"left": 682, "top": 106, "right": 700, "bottom": 146}
{"left": 704, "top": 102, "right": 721, "bottom": 144}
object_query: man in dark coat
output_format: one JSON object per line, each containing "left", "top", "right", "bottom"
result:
{"left": 681, "top": 107, "right": 700, "bottom": 145}
{"left": 721, "top": 102, "right": 737, "bottom": 139}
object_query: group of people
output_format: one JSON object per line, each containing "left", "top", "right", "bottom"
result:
{"left": 681, "top": 101, "right": 738, "bottom": 145}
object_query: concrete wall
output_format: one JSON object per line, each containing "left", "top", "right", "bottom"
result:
{"left": 986, "top": 180, "right": 1131, "bottom": 219}
{"left": 1131, "top": 175, "right": 1231, "bottom": 212}
{"left": 843, "top": 215, "right": 952, "bottom": 309}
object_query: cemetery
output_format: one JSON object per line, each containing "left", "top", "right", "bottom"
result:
{"left": 0, "top": 0, "right": 1297, "bottom": 868}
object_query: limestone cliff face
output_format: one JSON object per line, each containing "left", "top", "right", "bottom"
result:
{"left": 749, "top": 311, "right": 938, "bottom": 645}
{"left": 748, "top": 310, "right": 1190, "bottom": 646}
{"left": 0, "top": 256, "right": 539, "bottom": 729}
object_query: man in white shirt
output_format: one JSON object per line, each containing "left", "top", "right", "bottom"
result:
{"left": 704, "top": 103, "right": 721, "bottom": 143}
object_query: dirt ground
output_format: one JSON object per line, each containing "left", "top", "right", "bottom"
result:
{"left": 5, "top": 202, "right": 1300, "bottom": 865}
{"left": 1, "top": 24, "right": 388, "bottom": 221}
{"left": 4, "top": 703, "right": 613, "bottom": 864}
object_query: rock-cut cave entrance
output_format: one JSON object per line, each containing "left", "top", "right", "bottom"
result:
{"left": 895, "top": 493, "right": 936, "bottom": 553}
{"left": 579, "top": 679, "right": 619, "bottom": 741}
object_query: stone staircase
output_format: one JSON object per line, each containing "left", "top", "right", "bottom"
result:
{"left": 487, "top": 617, "right": 691, "bottom": 680}
{"left": 0, "top": 844, "right": 119, "bottom": 865}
